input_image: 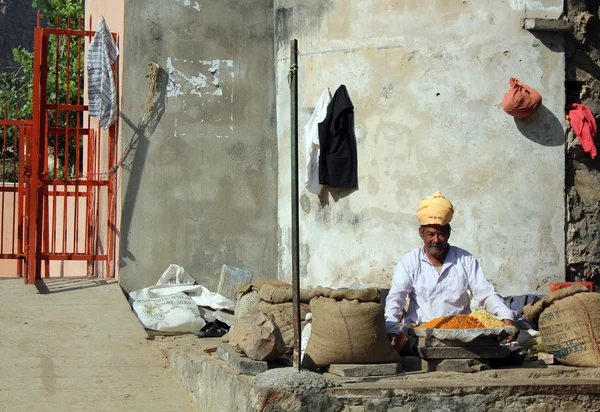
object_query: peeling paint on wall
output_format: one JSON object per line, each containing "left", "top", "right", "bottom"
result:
{"left": 165, "top": 57, "right": 235, "bottom": 136}
{"left": 173, "top": 0, "right": 202, "bottom": 12}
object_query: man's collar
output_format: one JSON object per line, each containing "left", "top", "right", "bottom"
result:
{"left": 419, "top": 245, "right": 457, "bottom": 267}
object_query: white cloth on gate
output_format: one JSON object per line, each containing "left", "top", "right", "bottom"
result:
{"left": 128, "top": 264, "right": 234, "bottom": 311}
{"left": 87, "top": 16, "right": 119, "bottom": 130}
{"left": 304, "top": 88, "right": 331, "bottom": 195}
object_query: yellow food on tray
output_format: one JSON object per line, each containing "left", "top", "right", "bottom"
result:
{"left": 469, "top": 310, "right": 505, "bottom": 328}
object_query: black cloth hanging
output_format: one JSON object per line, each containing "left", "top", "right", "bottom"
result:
{"left": 318, "top": 85, "right": 358, "bottom": 188}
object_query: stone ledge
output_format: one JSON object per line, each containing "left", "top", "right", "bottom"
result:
{"left": 524, "top": 18, "right": 574, "bottom": 32}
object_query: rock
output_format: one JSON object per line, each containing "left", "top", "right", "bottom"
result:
{"left": 432, "top": 359, "right": 490, "bottom": 373}
{"left": 327, "top": 363, "right": 403, "bottom": 377}
{"left": 574, "top": 169, "right": 600, "bottom": 206}
{"left": 228, "top": 311, "right": 286, "bottom": 361}
{"left": 526, "top": 403, "right": 555, "bottom": 412}
{"left": 537, "top": 352, "right": 555, "bottom": 365}
{"left": 217, "top": 344, "right": 268, "bottom": 376}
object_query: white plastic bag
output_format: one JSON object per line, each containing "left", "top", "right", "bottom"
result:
{"left": 157, "top": 264, "right": 195, "bottom": 285}
{"left": 133, "top": 292, "right": 206, "bottom": 333}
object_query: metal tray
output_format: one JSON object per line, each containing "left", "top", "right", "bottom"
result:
{"left": 404, "top": 326, "right": 517, "bottom": 343}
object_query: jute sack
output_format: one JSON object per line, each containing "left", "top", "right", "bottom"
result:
{"left": 234, "top": 290, "right": 261, "bottom": 320}
{"left": 303, "top": 296, "right": 400, "bottom": 369}
{"left": 308, "top": 286, "right": 381, "bottom": 302}
{"left": 524, "top": 285, "right": 600, "bottom": 367}
{"left": 257, "top": 284, "right": 312, "bottom": 304}
{"left": 259, "top": 301, "right": 310, "bottom": 351}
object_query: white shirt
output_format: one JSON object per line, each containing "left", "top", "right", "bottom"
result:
{"left": 304, "top": 89, "right": 331, "bottom": 195}
{"left": 385, "top": 245, "right": 514, "bottom": 334}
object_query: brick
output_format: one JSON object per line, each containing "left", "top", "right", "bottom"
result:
{"left": 217, "top": 344, "right": 268, "bottom": 376}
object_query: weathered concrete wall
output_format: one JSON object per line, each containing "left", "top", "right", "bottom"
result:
{"left": 276, "top": 0, "right": 566, "bottom": 295}
{"left": 0, "top": 0, "right": 37, "bottom": 70}
{"left": 119, "top": 0, "right": 278, "bottom": 292}
{"left": 565, "top": 0, "right": 600, "bottom": 289}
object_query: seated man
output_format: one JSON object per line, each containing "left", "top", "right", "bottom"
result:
{"left": 385, "top": 191, "right": 516, "bottom": 351}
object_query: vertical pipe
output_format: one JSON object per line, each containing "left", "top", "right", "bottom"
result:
{"left": 52, "top": 31, "right": 59, "bottom": 254}
{"left": 12, "top": 106, "right": 19, "bottom": 256}
{"left": 73, "top": 32, "right": 82, "bottom": 254}
{"left": 289, "top": 39, "right": 302, "bottom": 371}
{"left": 63, "top": 31, "right": 71, "bottom": 254}
{"left": 1, "top": 105, "right": 6, "bottom": 255}
{"left": 28, "top": 28, "right": 46, "bottom": 284}
{"left": 86, "top": 120, "right": 94, "bottom": 277}
{"left": 17, "top": 126, "right": 25, "bottom": 277}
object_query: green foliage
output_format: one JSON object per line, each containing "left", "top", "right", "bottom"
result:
{"left": 0, "top": 0, "right": 85, "bottom": 181}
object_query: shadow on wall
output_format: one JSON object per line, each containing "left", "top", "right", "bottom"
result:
{"left": 514, "top": 104, "right": 565, "bottom": 147}
{"left": 118, "top": 67, "right": 169, "bottom": 268}
{"left": 318, "top": 186, "right": 358, "bottom": 207}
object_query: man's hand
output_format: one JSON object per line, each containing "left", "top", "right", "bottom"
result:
{"left": 388, "top": 333, "right": 400, "bottom": 350}
{"left": 502, "top": 319, "right": 519, "bottom": 343}
{"left": 388, "top": 333, "right": 408, "bottom": 352}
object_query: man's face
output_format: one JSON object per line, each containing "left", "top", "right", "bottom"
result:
{"left": 419, "top": 224, "right": 450, "bottom": 257}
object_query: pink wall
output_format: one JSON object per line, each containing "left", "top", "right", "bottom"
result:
{"left": 85, "top": 1, "right": 125, "bottom": 279}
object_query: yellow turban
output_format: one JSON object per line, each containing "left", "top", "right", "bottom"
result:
{"left": 416, "top": 191, "right": 454, "bottom": 226}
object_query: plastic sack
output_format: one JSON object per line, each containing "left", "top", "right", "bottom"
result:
{"left": 133, "top": 292, "right": 206, "bottom": 333}
{"left": 157, "top": 264, "right": 195, "bottom": 285}
{"left": 501, "top": 78, "right": 542, "bottom": 118}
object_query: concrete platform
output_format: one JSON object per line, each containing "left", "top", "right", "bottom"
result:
{"left": 155, "top": 334, "right": 600, "bottom": 412}
{"left": 0, "top": 278, "right": 195, "bottom": 412}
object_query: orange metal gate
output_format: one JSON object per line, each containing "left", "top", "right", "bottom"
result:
{"left": 0, "top": 16, "right": 119, "bottom": 284}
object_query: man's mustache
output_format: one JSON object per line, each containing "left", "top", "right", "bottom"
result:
{"left": 428, "top": 242, "right": 445, "bottom": 249}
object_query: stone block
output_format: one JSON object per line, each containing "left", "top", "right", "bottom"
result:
{"left": 418, "top": 345, "right": 509, "bottom": 359}
{"left": 217, "top": 344, "right": 268, "bottom": 376}
{"left": 228, "top": 311, "right": 286, "bottom": 361}
{"left": 524, "top": 18, "right": 574, "bottom": 32}
{"left": 538, "top": 352, "right": 555, "bottom": 365}
{"left": 431, "top": 359, "right": 490, "bottom": 373}
{"left": 401, "top": 355, "right": 425, "bottom": 372}
{"left": 327, "top": 363, "right": 403, "bottom": 377}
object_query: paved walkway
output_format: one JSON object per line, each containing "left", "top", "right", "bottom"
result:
{"left": 0, "top": 278, "right": 195, "bottom": 412}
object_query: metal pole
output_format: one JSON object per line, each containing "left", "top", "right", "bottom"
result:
{"left": 290, "top": 39, "right": 302, "bottom": 371}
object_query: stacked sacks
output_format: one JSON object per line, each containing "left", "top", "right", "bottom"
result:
{"left": 303, "top": 287, "right": 400, "bottom": 369}
{"left": 524, "top": 285, "right": 600, "bottom": 367}
{"left": 232, "top": 281, "right": 311, "bottom": 354}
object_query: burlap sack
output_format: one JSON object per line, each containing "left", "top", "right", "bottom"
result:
{"left": 259, "top": 301, "right": 310, "bottom": 351}
{"left": 523, "top": 285, "right": 590, "bottom": 324}
{"left": 303, "top": 296, "right": 400, "bottom": 368}
{"left": 524, "top": 285, "right": 600, "bottom": 367}
{"left": 234, "top": 290, "right": 261, "bottom": 320}
{"left": 257, "top": 284, "right": 312, "bottom": 304}
{"left": 309, "top": 286, "right": 381, "bottom": 303}
{"left": 238, "top": 279, "right": 291, "bottom": 295}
